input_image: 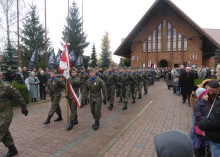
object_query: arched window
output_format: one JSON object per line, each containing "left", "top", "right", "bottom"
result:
{"left": 144, "top": 20, "right": 188, "bottom": 52}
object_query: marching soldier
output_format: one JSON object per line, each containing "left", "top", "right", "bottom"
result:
{"left": 44, "top": 70, "right": 64, "bottom": 125}
{"left": 130, "top": 70, "right": 138, "bottom": 103}
{"left": 105, "top": 67, "right": 117, "bottom": 110}
{"left": 78, "top": 67, "right": 89, "bottom": 107}
{"left": 66, "top": 67, "right": 81, "bottom": 131}
{"left": 0, "top": 71, "right": 28, "bottom": 157}
{"left": 82, "top": 68, "right": 107, "bottom": 130}
{"left": 143, "top": 69, "right": 150, "bottom": 95}
{"left": 136, "top": 69, "right": 145, "bottom": 99}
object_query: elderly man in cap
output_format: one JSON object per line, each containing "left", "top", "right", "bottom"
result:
{"left": 43, "top": 69, "right": 65, "bottom": 125}
{"left": 0, "top": 71, "right": 28, "bottom": 157}
{"left": 82, "top": 68, "right": 107, "bottom": 130}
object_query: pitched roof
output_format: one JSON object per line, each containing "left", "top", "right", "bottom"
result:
{"left": 203, "top": 29, "right": 220, "bottom": 46}
{"left": 114, "top": 0, "right": 220, "bottom": 57}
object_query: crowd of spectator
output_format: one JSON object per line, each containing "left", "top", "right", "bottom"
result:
{"left": 4, "top": 66, "right": 50, "bottom": 102}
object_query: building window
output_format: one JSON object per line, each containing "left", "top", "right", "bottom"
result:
{"left": 152, "top": 30, "right": 156, "bottom": 52}
{"left": 148, "top": 35, "right": 152, "bottom": 52}
{"left": 167, "top": 23, "right": 171, "bottom": 51}
{"left": 173, "top": 28, "right": 177, "bottom": 51}
{"left": 184, "top": 38, "right": 187, "bottom": 51}
{"left": 158, "top": 24, "right": 162, "bottom": 52}
{"left": 131, "top": 56, "right": 138, "bottom": 61}
{"left": 146, "top": 20, "right": 187, "bottom": 52}
{"left": 143, "top": 40, "right": 147, "bottom": 52}
{"left": 142, "top": 63, "right": 146, "bottom": 67}
{"left": 177, "top": 32, "right": 182, "bottom": 51}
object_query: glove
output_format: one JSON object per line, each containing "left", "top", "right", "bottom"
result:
{"left": 103, "top": 99, "right": 107, "bottom": 105}
{"left": 21, "top": 109, "right": 28, "bottom": 116}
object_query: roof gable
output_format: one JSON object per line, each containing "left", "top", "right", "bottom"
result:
{"left": 114, "top": 0, "right": 220, "bottom": 57}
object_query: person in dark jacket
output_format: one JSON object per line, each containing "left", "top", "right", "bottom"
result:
{"left": 194, "top": 88, "right": 210, "bottom": 157}
{"left": 4, "top": 67, "right": 15, "bottom": 83}
{"left": 14, "top": 68, "right": 24, "bottom": 84}
{"left": 198, "top": 64, "right": 220, "bottom": 157}
{"left": 38, "top": 70, "right": 48, "bottom": 100}
{"left": 22, "top": 67, "right": 29, "bottom": 81}
{"left": 205, "top": 67, "right": 212, "bottom": 79}
{"left": 179, "top": 67, "right": 194, "bottom": 105}
{"left": 154, "top": 130, "right": 193, "bottom": 157}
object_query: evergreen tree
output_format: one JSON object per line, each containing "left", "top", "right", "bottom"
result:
{"left": 214, "top": 49, "right": 220, "bottom": 67}
{"left": 100, "top": 32, "right": 112, "bottom": 68}
{"left": 119, "top": 57, "right": 124, "bottom": 67}
{"left": 124, "top": 58, "right": 131, "bottom": 67}
{"left": 0, "top": 44, "right": 18, "bottom": 72}
{"left": 90, "top": 43, "right": 97, "bottom": 68}
{"left": 20, "top": 4, "right": 50, "bottom": 68}
{"left": 62, "top": 1, "right": 89, "bottom": 57}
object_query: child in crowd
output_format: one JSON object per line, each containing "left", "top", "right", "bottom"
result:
{"left": 194, "top": 88, "right": 211, "bottom": 157}
{"left": 173, "top": 78, "right": 180, "bottom": 94}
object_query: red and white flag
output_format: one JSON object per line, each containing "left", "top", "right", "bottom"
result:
{"left": 59, "top": 44, "right": 80, "bottom": 107}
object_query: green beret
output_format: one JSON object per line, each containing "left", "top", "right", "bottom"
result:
{"left": 50, "top": 69, "right": 57, "bottom": 73}
{"left": 89, "top": 68, "right": 95, "bottom": 72}
{"left": 71, "top": 67, "right": 78, "bottom": 72}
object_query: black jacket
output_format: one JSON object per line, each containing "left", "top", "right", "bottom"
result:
{"left": 5, "top": 70, "right": 15, "bottom": 82}
{"left": 38, "top": 74, "right": 48, "bottom": 87}
{"left": 179, "top": 72, "right": 194, "bottom": 88}
{"left": 198, "top": 94, "right": 220, "bottom": 143}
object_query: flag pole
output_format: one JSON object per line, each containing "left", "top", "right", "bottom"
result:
{"left": 66, "top": 77, "right": 70, "bottom": 123}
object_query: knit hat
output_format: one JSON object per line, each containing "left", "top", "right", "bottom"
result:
{"left": 154, "top": 130, "right": 193, "bottom": 157}
{"left": 196, "top": 88, "right": 208, "bottom": 99}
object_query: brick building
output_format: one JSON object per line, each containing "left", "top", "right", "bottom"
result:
{"left": 114, "top": 0, "right": 220, "bottom": 68}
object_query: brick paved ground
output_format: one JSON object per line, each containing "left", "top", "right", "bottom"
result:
{"left": 0, "top": 80, "right": 192, "bottom": 157}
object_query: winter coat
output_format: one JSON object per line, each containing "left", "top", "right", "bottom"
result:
{"left": 5, "top": 70, "right": 15, "bottom": 82}
{"left": 165, "top": 72, "right": 173, "bottom": 86}
{"left": 198, "top": 94, "right": 220, "bottom": 143}
{"left": 194, "top": 99, "right": 211, "bottom": 125}
{"left": 28, "top": 76, "right": 40, "bottom": 98}
{"left": 198, "top": 68, "right": 206, "bottom": 79}
{"left": 14, "top": 72, "right": 24, "bottom": 84}
{"left": 179, "top": 72, "right": 194, "bottom": 88}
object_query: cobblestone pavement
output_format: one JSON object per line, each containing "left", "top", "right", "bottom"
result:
{"left": 0, "top": 80, "right": 192, "bottom": 157}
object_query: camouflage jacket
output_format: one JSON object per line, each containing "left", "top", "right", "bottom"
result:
{"left": 83, "top": 77, "right": 107, "bottom": 101}
{"left": 78, "top": 72, "right": 89, "bottom": 85}
{"left": 47, "top": 77, "right": 64, "bottom": 95}
{"left": 68, "top": 76, "right": 81, "bottom": 98}
{"left": 0, "top": 81, "right": 26, "bottom": 112}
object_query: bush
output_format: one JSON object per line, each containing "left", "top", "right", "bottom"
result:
{"left": 11, "top": 82, "right": 30, "bottom": 106}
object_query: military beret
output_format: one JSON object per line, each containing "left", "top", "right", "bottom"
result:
{"left": 89, "top": 68, "right": 95, "bottom": 72}
{"left": 50, "top": 69, "right": 57, "bottom": 73}
{"left": 71, "top": 67, "right": 78, "bottom": 72}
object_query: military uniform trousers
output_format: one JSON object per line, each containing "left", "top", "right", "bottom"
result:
{"left": 48, "top": 93, "right": 61, "bottom": 116}
{"left": 0, "top": 110, "right": 14, "bottom": 147}
{"left": 80, "top": 84, "right": 87, "bottom": 101}
{"left": 122, "top": 85, "right": 130, "bottom": 102}
{"left": 138, "top": 82, "right": 144, "bottom": 95}
{"left": 68, "top": 98, "right": 77, "bottom": 121}
{"left": 90, "top": 96, "right": 102, "bottom": 121}
{"left": 106, "top": 85, "right": 116, "bottom": 104}
{"left": 131, "top": 85, "right": 138, "bottom": 99}
{"left": 143, "top": 80, "right": 149, "bottom": 93}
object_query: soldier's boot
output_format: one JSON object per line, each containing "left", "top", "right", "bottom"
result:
{"left": 132, "top": 98, "right": 136, "bottom": 104}
{"left": 54, "top": 114, "right": 63, "bottom": 122}
{"left": 4, "top": 145, "right": 18, "bottom": 157}
{"left": 107, "top": 104, "right": 113, "bottom": 110}
{"left": 72, "top": 119, "right": 78, "bottom": 125}
{"left": 137, "top": 94, "right": 142, "bottom": 99}
{"left": 118, "top": 98, "right": 123, "bottom": 103}
{"left": 122, "top": 102, "right": 128, "bottom": 110}
{"left": 93, "top": 121, "right": 99, "bottom": 130}
{"left": 43, "top": 115, "right": 52, "bottom": 125}
{"left": 144, "top": 91, "right": 148, "bottom": 95}
{"left": 67, "top": 121, "right": 74, "bottom": 131}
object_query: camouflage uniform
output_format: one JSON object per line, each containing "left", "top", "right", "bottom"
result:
{"left": 0, "top": 80, "right": 28, "bottom": 156}
{"left": 136, "top": 71, "right": 145, "bottom": 99}
{"left": 130, "top": 72, "right": 139, "bottom": 103}
{"left": 44, "top": 76, "right": 64, "bottom": 124}
{"left": 68, "top": 76, "right": 80, "bottom": 122}
{"left": 78, "top": 71, "right": 89, "bottom": 105}
{"left": 143, "top": 71, "right": 150, "bottom": 94}
{"left": 83, "top": 76, "right": 106, "bottom": 130}
{"left": 105, "top": 71, "right": 117, "bottom": 110}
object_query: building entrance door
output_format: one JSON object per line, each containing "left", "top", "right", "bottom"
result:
{"left": 159, "top": 60, "right": 168, "bottom": 67}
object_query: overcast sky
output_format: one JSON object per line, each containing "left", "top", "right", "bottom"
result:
{"left": 26, "top": 0, "right": 220, "bottom": 63}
